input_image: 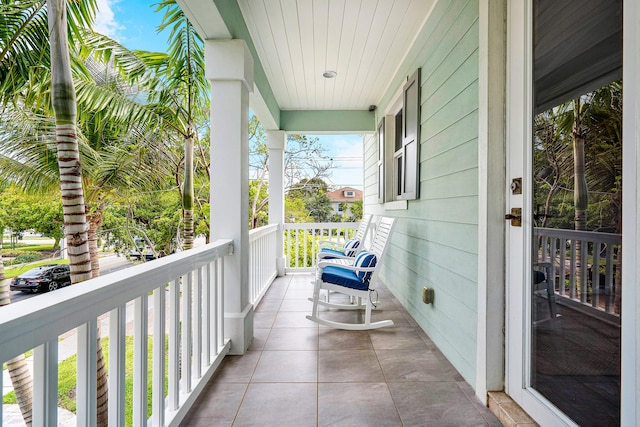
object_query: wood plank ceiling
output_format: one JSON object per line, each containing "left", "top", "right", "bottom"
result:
{"left": 237, "top": 0, "right": 434, "bottom": 111}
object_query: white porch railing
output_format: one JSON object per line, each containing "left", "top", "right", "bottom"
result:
{"left": 0, "top": 240, "right": 233, "bottom": 426}
{"left": 535, "top": 227, "right": 621, "bottom": 316}
{"left": 248, "top": 224, "right": 278, "bottom": 306}
{"left": 284, "top": 222, "right": 359, "bottom": 272}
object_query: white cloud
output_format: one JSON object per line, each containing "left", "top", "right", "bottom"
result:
{"left": 94, "top": 0, "right": 124, "bottom": 40}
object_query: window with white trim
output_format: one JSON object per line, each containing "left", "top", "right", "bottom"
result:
{"left": 379, "top": 68, "right": 421, "bottom": 203}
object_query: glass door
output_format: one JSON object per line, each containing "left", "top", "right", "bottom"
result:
{"left": 507, "top": 1, "right": 622, "bottom": 425}
{"left": 530, "top": 1, "right": 622, "bottom": 424}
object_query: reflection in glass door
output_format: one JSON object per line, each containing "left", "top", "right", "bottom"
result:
{"left": 531, "top": 1, "right": 622, "bottom": 425}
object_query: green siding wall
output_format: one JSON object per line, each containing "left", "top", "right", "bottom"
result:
{"left": 365, "top": 0, "right": 480, "bottom": 386}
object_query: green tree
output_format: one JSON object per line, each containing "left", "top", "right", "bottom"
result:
{"left": 305, "top": 191, "right": 333, "bottom": 222}
{"left": 284, "top": 196, "right": 311, "bottom": 223}
{"left": 29, "top": 196, "right": 64, "bottom": 249}
{"left": 249, "top": 180, "right": 269, "bottom": 228}
{"left": 349, "top": 200, "right": 363, "bottom": 221}
{"left": 287, "top": 178, "right": 332, "bottom": 222}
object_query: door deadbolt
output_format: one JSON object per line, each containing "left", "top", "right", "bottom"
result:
{"left": 505, "top": 208, "right": 522, "bottom": 227}
{"left": 510, "top": 178, "right": 522, "bottom": 194}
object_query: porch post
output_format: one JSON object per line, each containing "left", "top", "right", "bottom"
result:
{"left": 477, "top": 0, "right": 506, "bottom": 403}
{"left": 267, "top": 130, "right": 287, "bottom": 276}
{"left": 205, "top": 39, "right": 254, "bottom": 355}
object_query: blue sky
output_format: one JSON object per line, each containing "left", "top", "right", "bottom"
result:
{"left": 95, "top": 1, "right": 363, "bottom": 189}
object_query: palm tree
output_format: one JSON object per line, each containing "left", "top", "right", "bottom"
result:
{"left": 1, "top": 1, "right": 95, "bottom": 423}
{"left": 145, "top": 0, "right": 208, "bottom": 250}
{"left": 46, "top": 1, "right": 107, "bottom": 425}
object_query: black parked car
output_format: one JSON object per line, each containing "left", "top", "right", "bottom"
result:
{"left": 9, "top": 265, "right": 72, "bottom": 293}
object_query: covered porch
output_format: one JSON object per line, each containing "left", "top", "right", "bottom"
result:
{"left": 181, "top": 273, "right": 501, "bottom": 426}
{"left": 0, "top": 223, "right": 501, "bottom": 426}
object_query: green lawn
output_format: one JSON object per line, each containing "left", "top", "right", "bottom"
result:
{"left": 3, "top": 335, "right": 169, "bottom": 426}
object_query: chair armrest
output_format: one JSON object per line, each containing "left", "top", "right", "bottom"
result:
{"left": 317, "top": 252, "right": 356, "bottom": 261}
{"left": 317, "top": 260, "right": 376, "bottom": 273}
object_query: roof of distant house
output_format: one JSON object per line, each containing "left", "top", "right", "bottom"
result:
{"left": 326, "top": 187, "right": 363, "bottom": 203}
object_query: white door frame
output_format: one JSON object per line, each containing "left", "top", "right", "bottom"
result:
{"left": 621, "top": 0, "right": 640, "bottom": 425}
{"left": 507, "top": 1, "right": 640, "bottom": 425}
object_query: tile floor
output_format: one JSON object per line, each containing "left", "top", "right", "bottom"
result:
{"left": 181, "top": 274, "right": 503, "bottom": 426}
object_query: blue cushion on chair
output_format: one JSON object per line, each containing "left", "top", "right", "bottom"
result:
{"left": 342, "top": 238, "right": 360, "bottom": 257}
{"left": 319, "top": 248, "right": 345, "bottom": 259}
{"left": 321, "top": 265, "right": 369, "bottom": 290}
{"left": 354, "top": 251, "right": 377, "bottom": 282}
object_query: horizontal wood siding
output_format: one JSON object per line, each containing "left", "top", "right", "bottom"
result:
{"left": 366, "top": 0, "right": 480, "bottom": 385}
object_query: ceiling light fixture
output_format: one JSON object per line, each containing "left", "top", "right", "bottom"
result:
{"left": 322, "top": 70, "right": 337, "bottom": 78}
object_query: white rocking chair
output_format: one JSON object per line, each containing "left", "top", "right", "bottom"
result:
{"left": 316, "top": 214, "right": 373, "bottom": 261}
{"left": 306, "top": 217, "right": 396, "bottom": 330}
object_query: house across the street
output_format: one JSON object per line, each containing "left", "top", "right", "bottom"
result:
{"left": 326, "top": 187, "right": 362, "bottom": 216}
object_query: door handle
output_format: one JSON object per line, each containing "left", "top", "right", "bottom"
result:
{"left": 505, "top": 208, "right": 522, "bottom": 227}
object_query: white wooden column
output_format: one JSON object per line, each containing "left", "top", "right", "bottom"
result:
{"left": 267, "top": 130, "right": 287, "bottom": 276}
{"left": 206, "top": 39, "right": 254, "bottom": 355}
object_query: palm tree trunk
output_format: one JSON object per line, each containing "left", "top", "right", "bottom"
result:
{"left": 183, "top": 128, "right": 195, "bottom": 250}
{"left": 572, "top": 99, "right": 588, "bottom": 299}
{"left": 48, "top": 1, "right": 107, "bottom": 424}
{"left": 87, "top": 207, "right": 103, "bottom": 278}
{"left": 0, "top": 232, "right": 33, "bottom": 425}
{"left": 6, "top": 355, "right": 33, "bottom": 425}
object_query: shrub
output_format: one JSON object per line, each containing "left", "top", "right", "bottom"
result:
{"left": 8, "top": 253, "right": 42, "bottom": 265}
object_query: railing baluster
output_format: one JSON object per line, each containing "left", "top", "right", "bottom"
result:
{"left": 133, "top": 296, "right": 148, "bottom": 427}
{"left": 569, "top": 240, "right": 577, "bottom": 299}
{"left": 193, "top": 266, "right": 203, "bottom": 379}
{"left": 218, "top": 258, "right": 225, "bottom": 351}
{"left": 108, "top": 305, "right": 126, "bottom": 426}
{"left": 549, "top": 238, "right": 557, "bottom": 295}
{"left": 33, "top": 339, "right": 58, "bottom": 426}
{"left": 181, "top": 272, "right": 192, "bottom": 393}
{"left": 285, "top": 228, "right": 290, "bottom": 269}
{"left": 592, "top": 243, "right": 601, "bottom": 308}
{"left": 203, "top": 264, "right": 211, "bottom": 365}
{"left": 580, "top": 239, "right": 588, "bottom": 303}
{"left": 152, "top": 287, "right": 166, "bottom": 426}
{"left": 295, "top": 230, "right": 300, "bottom": 269}
{"left": 77, "top": 320, "right": 97, "bottom": 426}
{"left": 303, "top": 229, "right": 308, "bottom": 267}
{"left": 168, "top": 278, "right": 180, "bottom": 410}
{"left": 311, "top": 228, "right": 316, "bottom": 267}
{"left": 211, "top": 261, "right": 218, "bottom": 356}
{"left": 605, "top": 244, "right": 615, "bottom": 313}
{"left": 559, "top": 238, "right": 567, "bottom": 296}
